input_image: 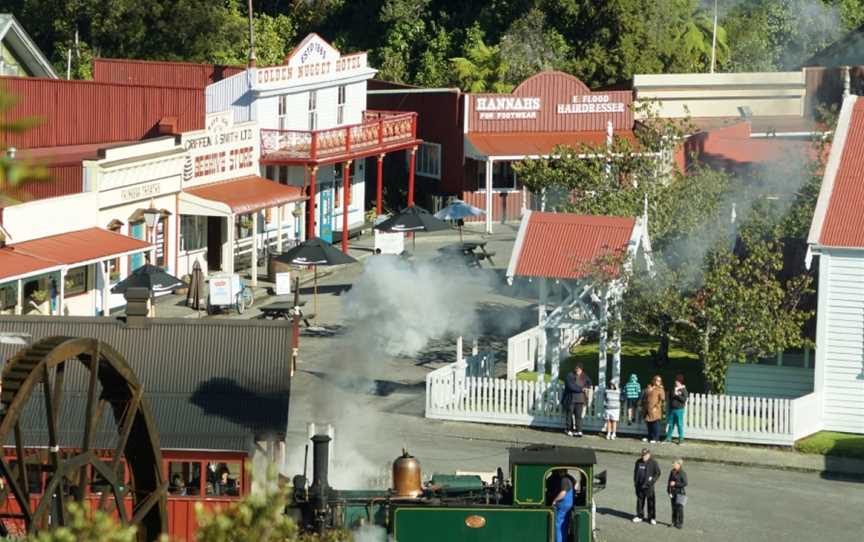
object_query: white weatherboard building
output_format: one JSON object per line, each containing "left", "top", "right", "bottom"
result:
{"left": 807, "top": 93, "right": 864, "bottom": 435}
{"left": 206, "top": 33, "right": 420, "bottom": 251}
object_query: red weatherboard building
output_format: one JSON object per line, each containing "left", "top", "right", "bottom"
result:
{"left": 369, "top": 71, "right": 638, "bottom": 231}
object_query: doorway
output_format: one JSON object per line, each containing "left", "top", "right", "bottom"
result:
{"left": 207, "top": 217, "right": 223, "bottom": 271}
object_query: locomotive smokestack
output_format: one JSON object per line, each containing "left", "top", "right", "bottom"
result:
{"left": 311, "top": 434, "right": 331, "bottom": 493}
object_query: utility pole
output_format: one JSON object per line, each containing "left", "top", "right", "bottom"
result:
{"left": 247, "top": 0, "right": 257, "bottom": 68}
{"left": 710, "top": 0, "right": 718, "bottom": 73}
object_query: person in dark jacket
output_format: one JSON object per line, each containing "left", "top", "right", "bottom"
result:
{"left": 665, "top": 374, "right": 689, "bottom": 444}
{"left": 667, "top": 459, "right": 688, "bottom": 529}
{"left": 563, "top": 364, "right": 592, "bottom": 437}
{"left": 632, "top": 448, "right": 661, "bottom": 525}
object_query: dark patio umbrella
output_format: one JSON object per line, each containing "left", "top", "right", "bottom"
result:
{"left": 374, "top": 206, "right": 450, "bottom": 233}
{"left": 273, "top": 238, "right": 358, "bottom": 322}
{"left": 111, "top": 264, "right": 185, "bottom": 294}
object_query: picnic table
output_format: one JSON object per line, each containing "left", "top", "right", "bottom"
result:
{"left": 460, "top": 241, "right": 496, "bottom": 266}
{"left": 259, "top": 299, "right": 313, "bottom": 325}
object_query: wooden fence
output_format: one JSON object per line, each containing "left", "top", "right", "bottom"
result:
{"left": 426, "top": 366, "right": 803, "bottom": 446}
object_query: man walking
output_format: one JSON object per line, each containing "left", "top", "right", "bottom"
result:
{"left": 633, "top": 448, "right": 661, "bottom": 525}
{"left": 563, "top": 364, "right": 592, "bottom": 437}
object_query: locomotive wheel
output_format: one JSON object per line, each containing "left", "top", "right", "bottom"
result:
{"left": 0, "top": 337, "right": 167, "bottom": 540}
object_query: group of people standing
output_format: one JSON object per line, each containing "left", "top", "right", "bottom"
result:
{"left": 561, "top": 366, "right": 690, "bottom": 444}
{"left": 633, "top": 449, "right": 688, "bottom": 529}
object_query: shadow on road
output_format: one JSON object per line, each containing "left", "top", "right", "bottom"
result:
{"left": 304, "top": 369, "right": 425, "bottom": 397}
{"left": 299, "top": 284, "right": 353, "bottom": 296}
{"left": 597, "top": 507, "right": 635, "bottom": 521}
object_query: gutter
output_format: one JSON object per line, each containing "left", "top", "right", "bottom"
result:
{"left": 368, "top": 88, "right": 461, "bottom": 95}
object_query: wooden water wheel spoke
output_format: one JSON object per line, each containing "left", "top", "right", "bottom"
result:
{"left": 0, "top": 457, "right": 31, "bottom": 525}
{"left": 0, "top": 337, "right": 166, "bottom": 541}
{"left": 40, "top": 364, "right": 65, "bottom": 526}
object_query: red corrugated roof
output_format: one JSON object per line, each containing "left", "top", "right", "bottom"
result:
{"left": 0, "top": 228, "right": 152, "bottom": 281}
{"left": 512, "top": 212, "right": 636, "bottom": 280}
{"left": 184, "top": 176, "right": 306, "bottom": 215}
{"left": 466, "top": 131, "right": 637, "bottom": 157}
{"left": 819, "top": 99, "right": 864, "bottom": 247}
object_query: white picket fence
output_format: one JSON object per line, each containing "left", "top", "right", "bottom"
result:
{"left": 506, "top": 325, "right": 582, "bottom": 379}
{"left": 426, "top": 365, "right": 807, "bottom": 446}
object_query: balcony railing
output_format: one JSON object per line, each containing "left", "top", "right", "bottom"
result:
{"left": 261, "top": 111, "right": 417, "bottom": 162}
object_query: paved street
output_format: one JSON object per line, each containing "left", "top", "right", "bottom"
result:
{"left": 164, "top": 224, "right": 863, "bottom": 541}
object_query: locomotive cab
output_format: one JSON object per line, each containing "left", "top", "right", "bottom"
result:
{"left": 510, "top": 444, "right": 599, "bottom": 542}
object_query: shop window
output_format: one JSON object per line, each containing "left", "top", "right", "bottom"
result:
{"left": 477, "top": 161, "right": 517, "bottom": 191}
{"left": 9, "top": 460, "right": 44, "bottom": 494}
{"left": 168, "top": 461, "right": 202, "bottom": 497}
{"left": 0, "top": 283, "right": 16, "bottom": 310}
{"left": 129, "top": 221, "right": 146, "bottom": 271}
{"left": 90, "top": 460, "right": 127, "bottom": 494}
{"left": 180, "top": 215, "right": 207, "bottom": 252}
{"left": 64, "top": 266, "right": 90, "bottom": 297}
{"left": 265, "top": 165, "right": 275, "bottom": 180}
{"left": 205, "top": 461, "right": 241, "bottom": 497}
{"left": 236, "top": 214, "right": 253, "bottom": 239}
{"left": 153, "top": 216, "right": 169, "bottom": 268}
{"left": 337, "top": 85, "right": 346, "bottom": 125}
{"left": 415, "top": 142, "right": 441, "bottom": 179}
{"left": 106, "top": 221, "right": 123, "bottom": 280}
{"left": 308, "top": 90, "right": 318, "bottom": 131}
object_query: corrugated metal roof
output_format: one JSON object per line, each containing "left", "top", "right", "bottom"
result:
{"left": 817, "top": 98, "right": 864, "bottom": 247}
{"left": 184, "top": 176, "right": 306, "bottom": 214}
{"left": 466, "top": 131, "right": 636, "bottom": 158}
{"left": 510, "top": 212, "right": 636, "bottom": 280}
{"left": 2, "top": 77, "right": 205, "bottom": 149}
{"left": 0, "top": 316, "right": 292, "bottom": 452}
{"left": 93, "top": 58, "right": 245, "bottom": 89}
{"left": 0, "top": 228, "right": 152, "bottom": 280}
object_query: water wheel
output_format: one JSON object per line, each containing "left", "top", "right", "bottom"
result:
{"left": 0, "top": 336, "right": 166, "bottom": 540}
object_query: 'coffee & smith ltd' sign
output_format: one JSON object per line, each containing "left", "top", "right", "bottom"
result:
{"left": 181, "top": 111, "right": 260, "bottom": 187}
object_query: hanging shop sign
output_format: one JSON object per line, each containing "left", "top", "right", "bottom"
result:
{"left": 180, "top": 111, "right": 260, "bottom": 188}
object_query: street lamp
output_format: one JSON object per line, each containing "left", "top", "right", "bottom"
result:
{"left": 143, "top": 201, "right": 160, "bottom": 265}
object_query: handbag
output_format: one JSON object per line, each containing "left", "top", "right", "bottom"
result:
{"left": 674, "top": 494, "right": 688, "bottom": 506}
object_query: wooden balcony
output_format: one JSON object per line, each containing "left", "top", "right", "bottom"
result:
{"left": 260, "top": 110, "right": 419, "bottom": 164}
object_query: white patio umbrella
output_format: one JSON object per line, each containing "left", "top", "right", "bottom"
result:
{"left": 434, "top": 200, "right": 485, "bottom": 242}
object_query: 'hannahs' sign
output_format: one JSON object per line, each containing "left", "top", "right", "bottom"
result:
{"left": 469, "top": 71, "right": 633, "bottom": 133}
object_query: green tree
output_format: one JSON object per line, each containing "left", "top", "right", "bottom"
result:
{"left": 1, "top": 89, "right": 45, "bottom": 203}
{"left": 449, "top": 25, "right": 512, "bottom": 92}
{"left": 24, "top": 502, "right": 137, "bottom": 542}
{"left": 498, "top": 8, "right": 570, "bottom": 84}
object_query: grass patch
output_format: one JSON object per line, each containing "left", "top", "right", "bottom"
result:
{"left": 795, "top": 431, "right": 864, "bottom": 459}
{"left": 516, "top": 336, "right": 704, "bottom": 391}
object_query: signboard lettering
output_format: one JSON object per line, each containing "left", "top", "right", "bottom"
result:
{"left": 121, "top": 182, "right": 161, "bottom": 202}
{"left": 557, "top": 94, "right": 626, "bottom": 114}
{"left": 476, "top": 96, "right": 541, "bottom": 119}
{"left": 255, "top": 54, "right": 366, "bottom": 86}
{"left": 181, "top": 111, "right": 259, "bottom": 186}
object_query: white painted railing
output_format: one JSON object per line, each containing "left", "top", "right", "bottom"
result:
{"left": 791, "top": 392, "right": 823, "bottom": 440}
{"left": 506, "top": 325, "right": 583, "bottom": 379}
{"left": 507, "top": 326, "right": 539, "bottom": 379}
{"left": 426, "top": 370, "right": 806, "bottom": 446}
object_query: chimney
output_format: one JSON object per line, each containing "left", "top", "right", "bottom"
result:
{"left": 843, "top": 66, "right": 851, "bottom": 99}
{"left": 124, "top": 287, "right": 151, "bottom": 328}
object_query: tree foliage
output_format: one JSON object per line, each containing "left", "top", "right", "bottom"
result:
{"left": 449, "top": 26, "right": 513, "bottom": 93}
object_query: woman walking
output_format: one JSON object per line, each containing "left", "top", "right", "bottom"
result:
{"left": 667, "top": 459, "right": 688, "bottom": 529}
{"left": 641, "top": 375, "right": 665, "bottom": 443}
{"left": 666, "top": 374, "right": 689, "bottom": 444}
{"left": 603, "top": 379, "right": 621, "bottom": 440}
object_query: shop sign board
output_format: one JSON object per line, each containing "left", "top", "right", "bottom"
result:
{"left": 180, "top": 111, "right": 260, "bottom": 188}
{"left": 468, "top": 71, "right": 633, "bottom": 133}
{"left": 252, "top": 34, "right": 371, "bottom": 90}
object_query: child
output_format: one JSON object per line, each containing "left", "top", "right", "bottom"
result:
{"left": 604, "top": 379, "right": 621, "bottom": 440}
{"left": 623, "top": 374, "right": 641, "bottom": 424}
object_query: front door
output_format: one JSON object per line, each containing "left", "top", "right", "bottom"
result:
{"left": 207, "top": 217, "right": 223, "bottom": 271}
{"left": 130, "top": 222, "right": 145, "bottom": 270}
{"left": 319, "top": 187, "right": 333, "bottom": 243}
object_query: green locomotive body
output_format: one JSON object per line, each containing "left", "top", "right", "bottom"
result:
{"left": 288, "top": 435, "right": 605, "bottom": 542}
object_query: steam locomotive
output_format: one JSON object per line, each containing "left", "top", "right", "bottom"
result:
{"left": 287, "top": 434, "right": 606, "bottom": 542}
